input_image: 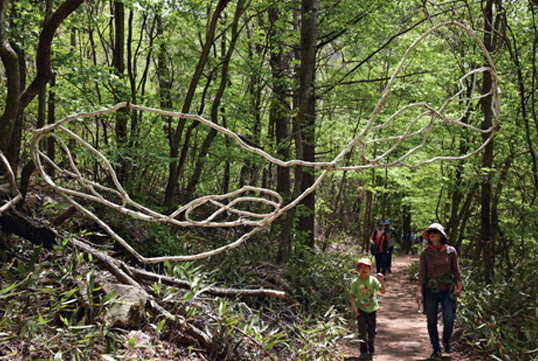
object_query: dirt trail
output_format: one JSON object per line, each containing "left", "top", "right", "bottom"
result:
{"left": 340, "top": 255, "right": 473, "bottom": 361}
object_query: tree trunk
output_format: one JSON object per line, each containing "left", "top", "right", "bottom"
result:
{"left": 0, "top": 0, "right": 22, "bottom": 161}
{"left": 181, "top": 0, "right": 244, "bottom": 204}
{"left": 296, "top": 0, "right": 319, "bottom": 248}
{"left": 0, "top": 0, "right": 83, "bottom": 170}
{"left": 363, "top": 170, "right": 375, "bottom": 252}
{"left": 269, "top": 6, "right": 292, "bottom": 263}
{"left": 163, "top": 0, "right": 230, "bottom": 211}
{"left": 402, "top": 205, "right": 411, "bottom": 254}
{"left": 475, "top": 0, "right": 498, "bottom": 284}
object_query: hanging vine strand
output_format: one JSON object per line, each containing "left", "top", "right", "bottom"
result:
{"left": 28, "top": 21, "right": 500, "bottom": 263}
{"left": 0, "top": 152, "right": 22, "bottom": 214}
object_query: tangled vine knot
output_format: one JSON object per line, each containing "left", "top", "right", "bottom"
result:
{"left": 21, "top": 22, "right": 500, "bottom": 263}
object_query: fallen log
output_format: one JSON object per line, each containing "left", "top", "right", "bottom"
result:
{"left": 0, "top": 208, "right": 55, "bottom": 248}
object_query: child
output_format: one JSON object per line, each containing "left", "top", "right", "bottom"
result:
{"left": 350, "top": 258, "right": 386, "bottom": 359}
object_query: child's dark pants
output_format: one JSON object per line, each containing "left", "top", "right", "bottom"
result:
{"left": 357, "top": 310, "right": 376, "bottom": 352}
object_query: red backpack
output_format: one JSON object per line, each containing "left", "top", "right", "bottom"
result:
{"left": 370, "top": 230, "right": 388, "bottom": 254}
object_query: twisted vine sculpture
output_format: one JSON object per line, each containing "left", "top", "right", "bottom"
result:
{"left": 28, "top": 21, "right": 500, "bottom": 263}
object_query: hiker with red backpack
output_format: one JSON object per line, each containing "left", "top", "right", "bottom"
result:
{"left": 415, "top": 223, "right": 463, "bottom": 359}
{"left": 369, "top": 220, "right": 390, "bottom": 275}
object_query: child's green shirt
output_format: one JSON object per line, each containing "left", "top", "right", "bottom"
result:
{"left": 350, "top": 275, "right": 381, "bottom": 313}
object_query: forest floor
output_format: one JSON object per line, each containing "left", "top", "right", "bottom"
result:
{"left": 338, "top": 254, "right": 481, "bottom": 361}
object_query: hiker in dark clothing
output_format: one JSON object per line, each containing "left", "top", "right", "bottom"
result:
{"left": 416, "top": 223, "right": 462, "bottom": 359}
{"left": 369, "top": 220, "right": 389, "bottom": 275}
{"left": 384, "top": 220, "right": 396, "bottom": 272}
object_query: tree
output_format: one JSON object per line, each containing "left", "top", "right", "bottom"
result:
{"left": 163, "top": 0, "right": 231, "bottom": 211}
{"left": 476, "top": 0, "right": 502, "bottom": 284}
{"left": 295, "top": 0, "right": 319, "bottom": 248}
{"left": 0, "top": 0, "right": 84, "bottom": 169}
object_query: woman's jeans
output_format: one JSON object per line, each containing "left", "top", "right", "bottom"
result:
{"left": 424, "top": 287, "right": 454, "bottom": 352}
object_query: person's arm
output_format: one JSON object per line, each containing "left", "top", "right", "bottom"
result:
{"left": 416, "top": 251, "right": 426, "bottom": 303}
{"left": 452, "top": 248, "right": 463, "bottom": 296}
{"left": 350, "top": 294, "right": 359, "bottom": 316}
{"left": 378, "top": 273, "right": 386, "bottom": 294}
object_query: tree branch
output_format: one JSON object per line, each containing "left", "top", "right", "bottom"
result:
{"left": 18, "top": 0, "right": 84, "bottom": 112}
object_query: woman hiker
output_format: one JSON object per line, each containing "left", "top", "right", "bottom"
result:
{"left": 416, "top": 223, "right": 462, "bottom": 359}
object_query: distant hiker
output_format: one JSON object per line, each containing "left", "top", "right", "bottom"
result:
{"left": 384, "top": 220, "right": 396, "bottom": 272}
{"left": 416, "top": 223, "right": 462, "bottom": 359}
{"left": 401, "top": 230, "right": 414, "bottom": 254}
{"left": 369, "top": 220, "right": 389, "bottom": 275}
{"left": 350, "top": 258, "right": 386, "bottom": 359}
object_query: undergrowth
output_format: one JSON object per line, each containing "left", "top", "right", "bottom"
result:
{"left": 0, "top": 232, "right": 357, "bottom": 360}
{"left": 457, "top": 258, "right": 538, "bottom": 361}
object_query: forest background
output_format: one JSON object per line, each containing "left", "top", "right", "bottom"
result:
{"left": 0, "top": 0, "right": 537, "bottom": 360}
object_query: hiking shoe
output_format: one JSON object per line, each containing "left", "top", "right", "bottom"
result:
{"left": 359, "top": 350, "right": 369, "bottom": 359}
{"left": 429, "top": 350, "right": 442, "bottom": 359}
{"left": 368, "top": 341, "right": 375, "bottom": 354}
{"left": 443, "top": 342, "right": 452, "bottom": 353}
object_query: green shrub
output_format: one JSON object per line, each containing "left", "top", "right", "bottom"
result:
{"left": 457, "top": 259, "right": 538, "bottom": 361}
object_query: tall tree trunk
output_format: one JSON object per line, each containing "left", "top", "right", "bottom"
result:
{"left": 155, "top": 11, "right": 175, "bottom": 187}
{"left": 475, "top": 0, "right": 498, "bottom": 284}
{"left": 453, "top": 185, "right": 478, "bottom": 251}
{"left": 46, "top": 76, "right": 56, "bottom": 176}
{"left": 268, "top": 6, "right": 292, "bottom": 263}
{"left": 112, "top": 1, "right": 129, "bottom": 182}
{"left": 182, "top": 0, "right": 244, "bottom": 204}
{"left": 20, "top": 0, "right": 54, "bottom": 199}
{"left": 402, "top": 205, "right": 411, "bottom": 254}
{"left": 277, "top": 8, "right": 302, "bottom": 262}
{"left": 0, "top": 0, "right": 22, "bottom": 162}
{"left": 163, "top": 0, "right": 230, "bottom": 211}
{"left": 296, "top": 0, "right": 318, "bottom": 248}
{"left": 446, "top": 161, "right": 465, "bottom": 245}
{"left": 362, "top": 169, "right": 375, "bottom": 252}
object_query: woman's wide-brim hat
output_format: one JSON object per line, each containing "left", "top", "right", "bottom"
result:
{"left": 426, "top": 223, "right": 447, "bottom": 239}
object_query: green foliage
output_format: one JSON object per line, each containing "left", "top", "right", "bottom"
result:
{"left": 287, "top": 307, "right": 346, "bottom": 361}
{"left": 285, "top": 245, "right": 357, "bottom": 314}
{"left": 457, "top": 260, "right": 538, "bottom": 360}
{"left": 0, "top": 238, "right": 124, "bottom": 360}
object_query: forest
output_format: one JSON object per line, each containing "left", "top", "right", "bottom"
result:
{"left": 0, "top": 0, "right": 537, "bottom": 360}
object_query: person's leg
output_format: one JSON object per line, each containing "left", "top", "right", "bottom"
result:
{"left": 424, "top": 288, "right": 441, "bottom": 353}
{"left": 375, "top": 254, "right": 381, "bottom": 274}
{"left": 357, "top": 313, "right": 368, "bottom": 355}
{"left": 378, "top": 253, "right": 387, "bottom": 275}
{"left": 366, "top": 311, "right": 377, "bottom": 354}
{"left": 439, "top": 290, "right": 455, "bottom": 351}
{"left": 387, "top": 246, "right": 393, "bottom": 272}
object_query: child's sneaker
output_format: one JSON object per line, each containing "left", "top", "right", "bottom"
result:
{"left": 368, "top": 341, "right": 375, "bottom": 354}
